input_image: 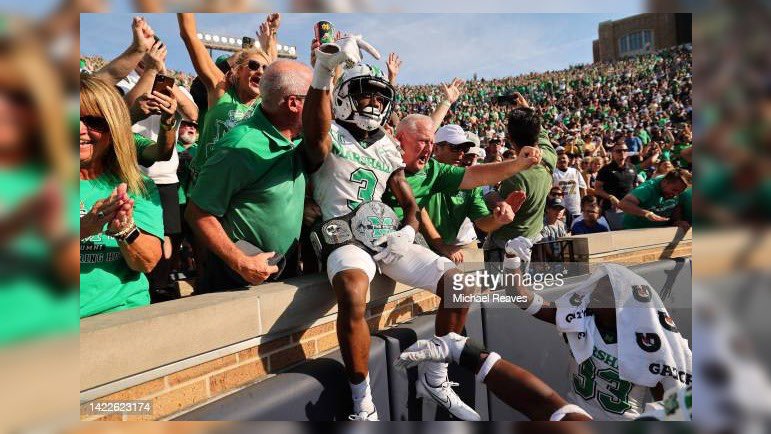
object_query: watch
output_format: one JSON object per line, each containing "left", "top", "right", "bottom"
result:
{"left": 116, "top": 226, "right": 141, "bottom": 245}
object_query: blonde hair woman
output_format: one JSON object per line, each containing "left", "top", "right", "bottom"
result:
{"left": 178, "top": 13, "right": 276, "bottom": 179}
{"left": 79, "top": 74, "right": 164, "bottom": 318}
{"left": 0, "top": 38, "right": 79, "bottom": 342}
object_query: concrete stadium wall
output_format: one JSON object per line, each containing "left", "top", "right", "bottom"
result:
{"left": 80, "top": 227, "right": 690, "bottom": 421}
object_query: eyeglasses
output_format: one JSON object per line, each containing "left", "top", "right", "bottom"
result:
{"left": 81, "top": 115, "right": 109, "bottom": 132}
{"left": 246, "top": 60, "right": 266, "bottom": 71}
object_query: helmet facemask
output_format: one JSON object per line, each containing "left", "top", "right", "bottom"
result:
{"left": 333, "top": 67, "right": 395, "bottom": 132}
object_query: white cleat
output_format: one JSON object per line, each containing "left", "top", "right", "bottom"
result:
{"left": 417, "top": 364, "right": 480, "bottom": 421}
{"left": 348, "top": 409, "right": 379, "bottom": 421}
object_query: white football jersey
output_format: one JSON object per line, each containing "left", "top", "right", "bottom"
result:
{"left": 552, "top": 167, "right": 586, "bottom": 216}
{"left": 565, "top": 317, "right": 649, "bottom": 421}
{"left": 311, "top": 122, "right": 405, "bottom": 220}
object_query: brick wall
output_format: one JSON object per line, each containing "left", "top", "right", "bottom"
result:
{"left": 80, "top": 291, "right": 441, "bottom": 421}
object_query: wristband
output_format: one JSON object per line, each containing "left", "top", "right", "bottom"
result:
{"left": 475, "top": 351, "right": 501, "bottom": 383}
{"left": 524, "top": 293, "right": 544, "bottom": 315}
{"left": 439, "top": 100, "right": 451, "bottom": 107}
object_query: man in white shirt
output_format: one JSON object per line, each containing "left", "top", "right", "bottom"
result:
{"left": 552, "top": 152, "right": 586, "bottom": 227}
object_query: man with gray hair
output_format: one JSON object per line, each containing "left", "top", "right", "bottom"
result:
{"left": 186, "top": 60, "right": 312, "bottom": 291}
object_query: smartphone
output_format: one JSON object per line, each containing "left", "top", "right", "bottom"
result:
{"left": 242, "top": 36, "right": 254, "bottom": 49}
{"left": 152, "top": 74, "right": 175, "bottom": 97}
{"left": 234, "top": 240, "right": 284, "bottom": 267}
{"left": 314, "top": 21, "right": 335, "bottom": 44}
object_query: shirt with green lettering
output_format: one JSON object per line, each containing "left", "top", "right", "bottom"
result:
{"left": 189, "top": 104, "right": 305, "bottom": 255}
{"left": 622, "top": 177, "right": 681, "bottom": 229}
{"left": 80, "top": 173, "right": 164, "bottom": 318}
{"left": 191, "top": 87, "right": 259, "bottom": 181}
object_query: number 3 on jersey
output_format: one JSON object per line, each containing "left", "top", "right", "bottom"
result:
{"left": 347, "top": 168, "right": 378, "bottom": 210}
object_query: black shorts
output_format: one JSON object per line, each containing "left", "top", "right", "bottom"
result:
{"left": 156, "top": 182, "right": 182, "bottom": 235}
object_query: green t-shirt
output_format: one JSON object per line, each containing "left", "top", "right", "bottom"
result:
{"left": 191, "top": 87, "right": 259, "bottom": 181}
{"left": 0, "top": 164, "right": 79, "bottom": 343}
{"left": 80, "top": 173, "right": 164, "bottom": 318}
{"left": 426, "top": 187, "right": 489, "bottom": 244}
{"left": 189, "top": 104, "right": 305, "bottom": 255}
{"left": 386, "top": 158, "right": 466, "bottom": 219}
{"left": 134, "top": 133, "right": 155, "bottom": 167}
{"left": 622, "top": 177, "right": 681, "bottom": 229}
{"left": 489, "top": 130, "right": 557, "bottom": 248}
{"left": 176, "top": 142, "right": 198, "bottom": 205}
{"left": 678, "top": 187, "right": 692, "bottom": 223}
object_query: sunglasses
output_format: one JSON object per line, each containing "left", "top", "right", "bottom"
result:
{"left": 4, "top": 90, "right": 33, "bottom": 107}
{"left": 246, "top": 60, "right": 266, "bottom": 71}
{"left": 81, "top": 115, "right": 109, "bottom": 132}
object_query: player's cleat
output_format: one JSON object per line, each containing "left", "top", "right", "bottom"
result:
{"left": 417, "top": 364, "right": 480, "bottom": 421}
{"left": 349, "top": 396, "right": 378, "bottom": 421}
{"left": 348, "top": 408, "right": 379, "bottom": 421}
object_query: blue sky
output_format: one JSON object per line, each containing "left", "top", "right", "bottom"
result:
{"left": 81, "top": 13, "right": 633, "bottom": 84}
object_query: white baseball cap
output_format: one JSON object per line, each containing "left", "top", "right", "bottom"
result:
{"left": 435, "top": 124, "right": 473, "bottom": 146}
{"left": 466, "top": 146, "right": 485, "bottom": 157}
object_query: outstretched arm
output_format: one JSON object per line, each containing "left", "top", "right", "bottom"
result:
{"left": 303, "top": 35, "right": 382, "bottom": 170}
{"left": 430, "top": 78, "right": 463, "bottom": 131}
{"left": 93, "top": 16, "right": 155, "bottom": 85}
{"left": 459, "top": 146, "right": 541, "bottom": 189}
{"left": 177, "top": 13, "right": 226, "bottom": 105}
{"left": 257, "top": 13, "right": 280, "bottom": 62}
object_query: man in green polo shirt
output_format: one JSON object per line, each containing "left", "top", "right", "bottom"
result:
{"left": 420, "top": 125, "right": 514, "bottom": 261}
{"left": 186, "top": 60, "right": 312, "bottom": 291}
{"left": 620, "top": 169, "right": 692, "bottom": 229}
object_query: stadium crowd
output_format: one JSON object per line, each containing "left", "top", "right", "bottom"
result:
{"left": 79, "top": 13, "right": 693, "bottom": 422}
{"left": 79, "top": 14, "right": 692, "bottom": 314}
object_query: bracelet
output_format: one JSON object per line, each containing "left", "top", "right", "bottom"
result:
{"left": 107, "top": 218, "right": 136, "bottom": 238}
{"left": 439, "top": 100, "right": 451, "bottom": 107}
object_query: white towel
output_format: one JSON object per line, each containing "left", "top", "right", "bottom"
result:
{"left": 555, "top": 264, "right": 692, "bottom": 388}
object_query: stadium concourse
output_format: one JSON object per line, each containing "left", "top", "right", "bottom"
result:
{"left": 79, "top": 13, "right": 692, "bottom": 422}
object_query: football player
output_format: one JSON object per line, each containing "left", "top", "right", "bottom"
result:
{"left": 302, "top": 36, "right": 541, "bottom": 420}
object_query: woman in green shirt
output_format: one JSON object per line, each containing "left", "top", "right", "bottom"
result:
{"left": 79, "top": 75, "right": 164, "bottom": 318}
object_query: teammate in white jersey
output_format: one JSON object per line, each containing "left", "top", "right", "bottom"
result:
{"left": 303, "top": 35, "right": 541, "bottom": 421}
{"left": 504, "top": 270, "right": 688, "bottom": 421}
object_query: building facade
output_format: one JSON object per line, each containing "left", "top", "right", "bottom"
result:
{"left": 593, "top": 13, "right": 692, "bottom": 63}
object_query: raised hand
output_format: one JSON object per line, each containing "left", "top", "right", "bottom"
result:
{"left": 441, "top": 78, "right": 464, "bottom": 104}
{"left": 142, "top": 39, "right": 167, "bottom": 72}
{"left": 131, "top": 16, "right": 156, "bottom": 53}
{"left": 387, "top": 52, "right": 402, "bottom": 80}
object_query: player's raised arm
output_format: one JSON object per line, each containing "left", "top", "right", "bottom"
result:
{"left": 303, "top": 34, "right": 382, "bottom": 170}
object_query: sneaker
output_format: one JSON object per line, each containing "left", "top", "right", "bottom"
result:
{"left": 348, "top": 408, "right": 378, "bottom": 421}
{"left": 417, "top": 364, "right": 480, "bottom": 421}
